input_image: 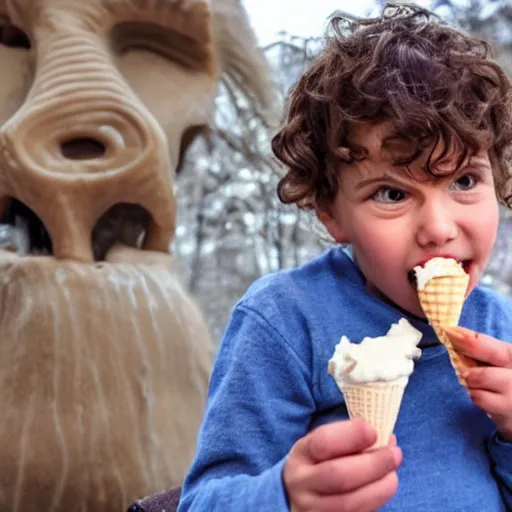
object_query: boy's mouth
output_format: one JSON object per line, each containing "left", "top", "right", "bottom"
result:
{"left": 407, "top": 259, "right": 472, "bottom": 288}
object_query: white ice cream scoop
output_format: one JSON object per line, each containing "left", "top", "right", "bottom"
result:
{"left": 414, "top": 257, "right": 465, "bottom": 290}
{"left": 328, "top": 318, "right": 423, "bottom": 386}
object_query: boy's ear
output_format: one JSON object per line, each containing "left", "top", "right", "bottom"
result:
{"left": 315, "top": 207, "right": 350, "bottom": 243}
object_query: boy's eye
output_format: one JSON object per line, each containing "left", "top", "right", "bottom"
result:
{"left": 451, "top": 173, "right": 477, "bottom": 191}
{"left": 372, "top": 187, "right": 407, "bottom": 203}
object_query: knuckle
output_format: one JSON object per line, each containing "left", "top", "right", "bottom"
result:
{"left": 329, "top": 464, "right": 349, "bottom": 492}
{"left": 307, "top": 431, "right": 323, "bottom": 459}
{"left": 466, "top": 368, "right": 479, "bottom": 385}
{"left": 377, "top": 448, "right": 398, "bottom": 473}
{"left": 351, "top": 419, "right": 374, "bottom": 442}
{"left": 308, "top": 429, "right": 326, "bottom": 460}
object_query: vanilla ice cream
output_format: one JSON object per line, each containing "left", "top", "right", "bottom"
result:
{"left": 414, "top": 257, "right": 465, "bottom": 290}
{"left": 328, "top": 319, "right": 422, "bottom": 385}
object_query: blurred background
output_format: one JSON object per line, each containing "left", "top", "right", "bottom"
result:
{"left": 174, "top": 0, "right": 512, "bottom": 341}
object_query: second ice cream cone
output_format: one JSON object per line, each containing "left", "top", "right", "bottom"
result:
{"left": 328, "top": 319, "right": 422, "bottom": 449}
{"left": 415, "top": 258, "right": 473, "bottom": 388}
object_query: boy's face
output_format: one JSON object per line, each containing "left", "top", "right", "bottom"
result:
{"left": 317, "top": 122, "right": 500, "bottom": 319}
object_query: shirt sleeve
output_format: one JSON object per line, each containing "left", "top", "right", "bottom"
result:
{"left": 488, "top": 431, "right": 512, "bottom": 509}
{"left": 177, "top": 304, "right": 316, "bottom": 511}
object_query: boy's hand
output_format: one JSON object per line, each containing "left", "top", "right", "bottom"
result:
{"left": 283, "top": 419, "right": 402, "bottom": 512}
{"left": 443, "top": 326, "right": 512, "bottom": 441}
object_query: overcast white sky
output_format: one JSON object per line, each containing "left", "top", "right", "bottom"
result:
{"left": 242, "top": 0, "right": 433, "bottom": 45}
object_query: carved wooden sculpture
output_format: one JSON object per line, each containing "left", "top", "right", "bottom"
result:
{"left": 0, "top": 0, "right": 276, "bottom": 510}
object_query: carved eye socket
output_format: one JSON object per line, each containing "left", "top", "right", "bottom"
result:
{"left": 0, "top": 17, "right": 30, "bottom": 49}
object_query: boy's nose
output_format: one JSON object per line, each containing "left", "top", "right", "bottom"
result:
{"left": 415, "top": 199, "right": 459, "bottom": 248}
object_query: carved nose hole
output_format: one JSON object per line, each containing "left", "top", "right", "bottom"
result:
{"left": 61, "top": 138, "right": 106, "bottom": 160}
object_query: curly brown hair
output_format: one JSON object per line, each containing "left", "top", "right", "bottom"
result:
{"left": 271, "top": 3, "right": 512, "bottom": 210}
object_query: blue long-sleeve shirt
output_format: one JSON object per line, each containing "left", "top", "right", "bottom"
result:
{"left": 177, "top": 247, "right": 512, "bottom": 511}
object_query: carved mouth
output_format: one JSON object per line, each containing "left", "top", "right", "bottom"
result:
{"left": 0, "top": 199, "right": 150, "bottom": 261}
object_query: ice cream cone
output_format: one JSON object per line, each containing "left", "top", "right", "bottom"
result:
{"left": 341, "top": 377, "right": 408, "bottom": 449}
{"left": 416, "top": 265, "right": 474, "bottom": 388}
{"left": 328, "top": 319, "right": 421, "bottom": 449}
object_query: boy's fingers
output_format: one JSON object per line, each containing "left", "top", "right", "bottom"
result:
{"left": 470, "top": 389, "right": 510, "bottom": 417}
{"left": 466, "top": 367, "right": 512, "bottom": 394}
{"left": 311, "top": 446, "right": 402, "bottom": 494}
{"left": 442, "top": 327, "right": 512, "bottom": 368}
{"left": 312, "top": 470, "right": 399, "bottom": 512}
{"left": 306, "top": 420, "right": 376, "bottom": 462}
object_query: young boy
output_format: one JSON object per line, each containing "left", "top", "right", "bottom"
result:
{"left": 177, "top": 4, "right": 512, "bottom": 511}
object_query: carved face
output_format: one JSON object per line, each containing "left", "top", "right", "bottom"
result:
{"left": 0, "top": 0, "right": 221, "bottom": 260}
{"left": 0, "top": 1, "right": 275, "bottom": 510}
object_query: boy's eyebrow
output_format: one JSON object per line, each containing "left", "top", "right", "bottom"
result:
{"left": 355, "top": 155, "right": 491, "bottom": 190}
{"left": 355, "top": 173, "right": 408, "bottom": 189}
{"left": 465, "top": 155, "right": 491, "bottom": 168}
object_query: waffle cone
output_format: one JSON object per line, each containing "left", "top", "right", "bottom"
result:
{"left": 341, "top": 377, "right": 408, "bottom": 449}
{"left": 417, "top": 272, "right": 475, "bottom": 387}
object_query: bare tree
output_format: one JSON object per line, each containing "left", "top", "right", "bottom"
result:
{"left": 173, "top": 36, "right": 327, "bottom": 339}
